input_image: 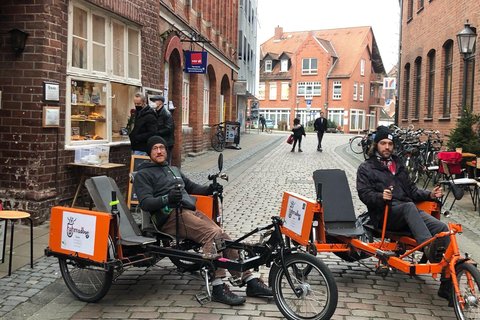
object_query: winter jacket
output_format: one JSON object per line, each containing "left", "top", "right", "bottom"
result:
{"left": 156, "top": 106, "right": 175, "bottom": 147}
{"left": 356, "top": 155, "right": 431, "bottom": 224}
{"left": 134, "top": 161, "right": 211, "bottom": 227}
{"left": 314, "top": 117, "right": 327, "bottom": 133}
{"left": 129, "top": 106, "right": 158, "bottom": 152}
{"left": 291, "top": 124, "right": 306, "bottom": 138}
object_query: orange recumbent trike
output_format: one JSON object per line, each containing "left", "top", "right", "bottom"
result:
{"left": 279, "top": 169, "right": 479, "bottom": 320}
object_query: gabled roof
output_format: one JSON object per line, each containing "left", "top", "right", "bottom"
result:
{"left": 261, "top": 26, "right": 386, "bottom": 77}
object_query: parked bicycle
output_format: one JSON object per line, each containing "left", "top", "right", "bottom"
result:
{"left": 349, "top": 130, "right": 373, "bottom": 159}
{"left": 211, "top": 122, "right": 226, "bottom": 152}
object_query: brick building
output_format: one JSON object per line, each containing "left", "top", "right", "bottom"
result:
{"left": 0, "top": 0, "right": 239, "bottom": 223}
{"left": 259, "top": 26, "right": 385, "bottom": 133}
{"left": 398, "top": 0, "right": 479, "bottom": 134}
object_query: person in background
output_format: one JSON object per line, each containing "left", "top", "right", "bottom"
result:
{"left": 259, "top": 114, "right": 266, "bottom": 132}
{"left": 129, "top": 93, "right": 158, "bottom": 155}
{"left": 134, "top": 136, "right": 273, "bottom": 306}
{"left": 150, "top": 95, "right": 175, "bottom": 164}
{"left": 314, "top": 111, "right": 328, "bottom": 152}
{"left": 291, "top": 118, "right": 306, "bottom": 152}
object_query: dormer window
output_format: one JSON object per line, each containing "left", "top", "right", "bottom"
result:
{"left": 280, "top": 59, "right": 288, "bottom": 72}
{"left": 265, "top": 59, "right": 272, "bottom": 72}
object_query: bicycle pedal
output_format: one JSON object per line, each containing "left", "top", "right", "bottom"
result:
{"left": 228, "top": 276, "right": 243, "bottom": 287}
{"left": 195, "top": 292, "right": 211, "bottom": 305}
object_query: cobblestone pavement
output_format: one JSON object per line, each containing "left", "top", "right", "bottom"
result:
{"left": 2, "top": 132, "right": 479, "bottom": 319}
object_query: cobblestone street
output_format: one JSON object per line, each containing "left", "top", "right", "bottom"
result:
{"left": 2, "top": 132, "right": 478, "bottom": 319}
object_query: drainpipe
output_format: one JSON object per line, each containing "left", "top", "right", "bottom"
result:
{"left": 395, "top": 0, "right": 403, "bottom": 126}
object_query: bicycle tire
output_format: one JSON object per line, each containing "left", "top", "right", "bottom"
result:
{"left": 211, "top": 131, "right": 225, "bottom": 152}
{"left": 269, "top": 253, "right": 338, "bottom": 320}
{"left": 453, "top": 262, "right": 480, "bottom": 320}
{"left": 59, "top": 237, "right": 114, "bottom": 302}
{"left": 349, "top": 136, "right": 364, "bottom": 154}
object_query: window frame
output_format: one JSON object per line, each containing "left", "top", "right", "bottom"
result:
{"left": 442, "top": 41, "right": 453, "bottom": 117}
{"left": 427, "top": 50, "right": 435, "bottom": 118}
{"left": 332, "top": 81, "right": 342, "bottom": 100}
{"left": 414, "top": 57, "right": 422, "bottom": 119}
{"left": 269, "top": 82, "right": 277, "bottom": 100}
{"left": 302, "top": 58, "right": 318, "bottom": 75}
{"left": 258, "top": 82, "right": 265, "bottom": 100}
{"left": 296, "top": 82, "right": 321, "bottom": 96}
{"left": 281, "top": 82, "right": 290, "bottom": 100}
{"left": 353, "top": 82, "right": 358, "bottom": 101}
{"left": 359, "top": 83, "right": 364, "bottom": 101}
{"left": 265, "top": 59, "right": 272, "bottom": 72}
{"left": 403, "top": 63, "right": 411, "bottom": 119}
{"left": 360, "top": 59, "right": 366, "bottom": 76}
{"left": 182, "top": 73, "right": 190, "bottom": 126}
{"left": 280, "top": 59, "right": 288, "bottom": 72}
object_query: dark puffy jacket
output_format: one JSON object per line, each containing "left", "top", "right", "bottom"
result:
{"left": 134, "top": 161, "right": 211, "bottom": 228}
{"left": 291, "top": 124, "right": 306, "bottom": 138}
{"left": 356, "top": 155, "right": 431, "bottom": 224}
{"left": 156, "top": 106, "right": 174, "bottom": 147}
{"left": 129, "top": 106, "right": 158, "bottom": 152}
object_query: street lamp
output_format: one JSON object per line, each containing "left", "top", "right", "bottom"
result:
{"left": 456, "top": 21, "right": 477, "bottom": 113}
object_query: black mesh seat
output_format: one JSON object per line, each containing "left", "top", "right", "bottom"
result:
{"left": 313, "top": 169, "right": 364, "bottom": 237}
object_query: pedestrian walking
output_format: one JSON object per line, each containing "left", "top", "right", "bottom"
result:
{"left": 150, "top": 95, "right": 175, "bottom": 164}
{"left": 314, "top": 111, "right": 327, "bottom": 152}
{"left": 129, "top": 93, "right": 158, "bottom": 155}
{"left": 259, "top": 114, "right": 266, "bottom": 132}
{"left": 291, "top": 118, "right": 306, "bottom": 152}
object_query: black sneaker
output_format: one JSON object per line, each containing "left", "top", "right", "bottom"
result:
{"left": 438, "top": 280, "right": 453, "bottom": 306}
{"left": 424, "top": 240, "right": 446, "bottom": 263}
{"left": 246, "top": 278, "right": 273, "bottom": 298}
{"left": 212, "top": 284, "right": 246, "bottom": 306}
{"left": 298, "top": 149, "right": 303, "bottom": 152}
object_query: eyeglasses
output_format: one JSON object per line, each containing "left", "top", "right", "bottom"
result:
{"left": 151, "top": 145, "right": 166, "bottom": 152}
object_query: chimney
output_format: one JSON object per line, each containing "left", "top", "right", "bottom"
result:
{"left": 274, "top": 26, "right": 283, "bottom": 40}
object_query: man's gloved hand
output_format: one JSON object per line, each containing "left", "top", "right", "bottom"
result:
{"left": 209, "top": 183, "right": 223, "bottom": 194}
{"left": 167, "top": 188, "right": 183, "bottom": 205}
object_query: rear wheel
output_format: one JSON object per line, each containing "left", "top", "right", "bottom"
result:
{"left": 269, "top": 253, "right": 338, "bottom": 320}
{"left": 58, "top": 237, "right": 114, "bottom": 302}
{"left": 453, "top": 262, "right": 480, "bottom": 320}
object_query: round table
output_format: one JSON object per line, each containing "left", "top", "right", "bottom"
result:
{"left": 0, "top": 210, "right": 33, "bottom": 276}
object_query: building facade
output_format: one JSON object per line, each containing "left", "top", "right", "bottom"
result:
{"left": 398, "top": 0, "right": 479, "bottom": 135}
{"left": 259, "top": 26, "right": 385, "bottom": 133}
{"left": 0, "top": 0, "right": 239, "bottom": 222}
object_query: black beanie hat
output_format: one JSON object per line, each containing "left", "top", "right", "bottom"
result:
{"left": 374, "top": 126, "right": 394, "bottom": 143}
{"left": 147, "top": 136, "right": 167, "bottom": 155}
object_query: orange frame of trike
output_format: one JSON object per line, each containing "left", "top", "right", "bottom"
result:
{"left": 49, "top": 206, "right": 112, "bottom": 263}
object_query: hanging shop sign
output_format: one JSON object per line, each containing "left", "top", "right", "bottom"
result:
{"left": 185, "top": 51, "right": 207, "bottom": 74}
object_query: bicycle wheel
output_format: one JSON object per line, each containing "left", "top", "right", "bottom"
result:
{"left": 58, "top": 238, "right": 114, "bottom": 302}
{"left": 269, "top": 253, "right": 338, "bottom": 320}
{"left": 211, "top": 131, "right": 225, "bottom": 152}
{"left": 349, "top": 136, "right": 364, "bottom": 154}
{"left": 452, "top": 262, "right": 480, "bottom": 320}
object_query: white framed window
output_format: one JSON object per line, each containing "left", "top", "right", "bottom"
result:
{"left": 265, "top": 59, "right": 272, "bottom": 72}
{"left": 297, "top": 82, "right": 321, "bottom": 96}
{"left": 350, "top": 109, "right": 365, "bottom": 131}
{"left": 360, "top": 59, "right": 366, "bottom": 76}
{"left": 359, "top": 83, "right": 364, "bottom": 101}
{"left": 269, "top": 82, "right": 277, "bottom": 100}
{"left": 353, "top": 82, "right": 358, "bottom": 101}
{"left": 203, "top": 74, "right": 209, "bottom": 125}
{"left": 332, "top": 81, "right": 342, "bottom": 100}
{"left": 281, "top": 82, "right": 290, "bottom": 100}
{"left": 258, "top": 82, "right": 265, "bottom": 100}
{"left": 280, "top": 59, "right": 288, "bottom": 72}
{"left": 327, "top": 109, "right": 344, "bottom": 127}
{"left": 68, "top": 1, "right": 141, "bottom": 83}
{"left": 302, "top": 58, "right": 317, "bottom": 74}
{"left": 182, "top": 73, "right": 190, "bottom": 125}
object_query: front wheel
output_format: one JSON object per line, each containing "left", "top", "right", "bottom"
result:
{"left": 269, "top": 253, "right": 338, "bottom": 320}
{"left": 453, "top": 262, "right": 480, "bottom": 320}
{"left": 212, "top": 131, "right": 225, "bottom": 152}
{"left": 349, "top": 136, "right": 363, "bottom": 154}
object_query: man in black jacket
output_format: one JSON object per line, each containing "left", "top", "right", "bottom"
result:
{"left": 150, "top": 95, "right": 175, "bottom": 164}
{"left": 313, "top": 111, "right": 327, "bottom": 152}
{"left": 356, "top": 126, "right": 452, "bottom": 302}
{"left": 128, "top": 93, "right": 158, "bottom": 155}
{"left": 134, "top": 136, "right": 272, "bottom": 306}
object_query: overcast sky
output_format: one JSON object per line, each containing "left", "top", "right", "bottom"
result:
{"left": 257, "top": 0, "right": 401, "bottom": 72}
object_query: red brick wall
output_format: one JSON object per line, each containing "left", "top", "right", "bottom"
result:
{"left": 399, "top": 0, "right": 480, "bottom": 136}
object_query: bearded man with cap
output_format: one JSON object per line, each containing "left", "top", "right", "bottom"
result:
{"left": 356, "top": 126, "right": 452, "bottom": 302}
{"left": 133, "top": 136, "right": 272, "bottom": 306}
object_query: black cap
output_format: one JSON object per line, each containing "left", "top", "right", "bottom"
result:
{"left": 149, "top": 95, "right": 165, "bottom": 102}
{"left": 374, "top": 126, "right": 394, "bottom": 143}
{"left": 147, "top": 136, "right": 167, "bottom": 156}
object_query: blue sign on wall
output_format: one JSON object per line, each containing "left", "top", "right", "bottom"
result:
{"left": 185, "top": 51, "right": 207, "bottom": 74}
